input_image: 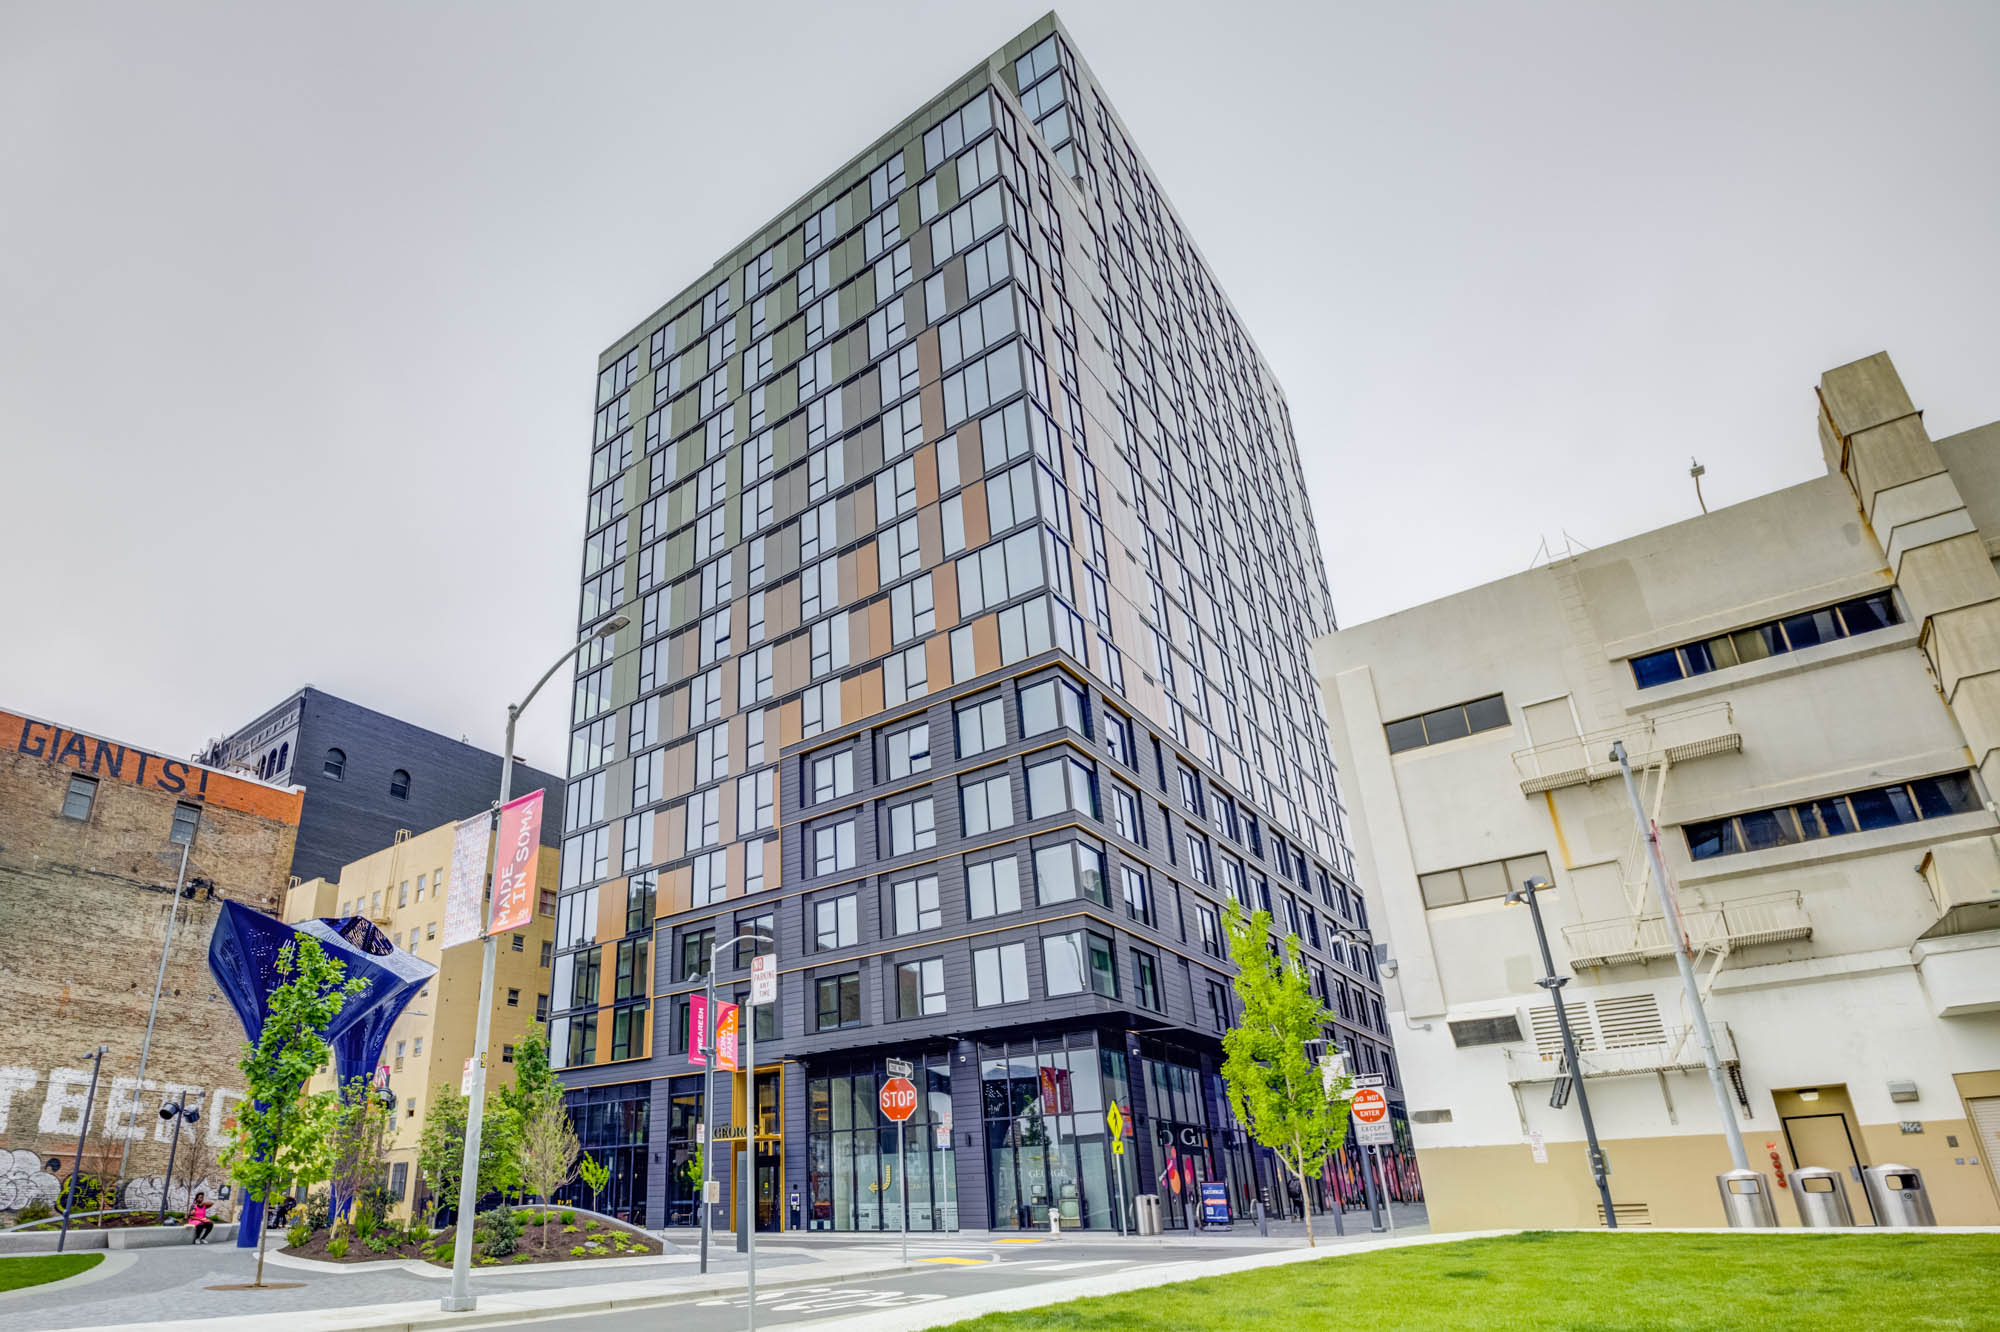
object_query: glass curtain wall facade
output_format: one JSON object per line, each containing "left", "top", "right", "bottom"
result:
{"left": 552, "top": 15, "right": 1410, "bottom": 1232}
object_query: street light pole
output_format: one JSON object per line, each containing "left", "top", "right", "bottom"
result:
{"left": 1609, "top": 740, "right": 1749, "bottom": 1172}
{"left": 59, "top": 1046, "right": 108, "bottom": 1253}
{"left": 443, "top": 613, "right": 627, "bottom": 1314}
{"left": 156, "top": 1097, "right": 202, "bottom": 1225}
{"left": 1508, "top": 879, "right": 1618, "bottom": 1228}
{"left": 699, "top": 931, "right": 769, "bottom": 1276}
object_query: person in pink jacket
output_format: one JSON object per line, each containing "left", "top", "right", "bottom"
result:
{"left": 188, "top": 1193, "right": 214, "bottom": 1244}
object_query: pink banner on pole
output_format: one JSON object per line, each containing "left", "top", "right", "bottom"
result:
{"left": 488, "top": 790, "right": 544, "bottom": 935}
{"left": 689, "top": 994, "right": 709, "bottom": 1068}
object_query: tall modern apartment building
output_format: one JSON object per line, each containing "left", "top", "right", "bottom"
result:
{"left": 554, "top": 14, "right": 1405, "bottom": 1234}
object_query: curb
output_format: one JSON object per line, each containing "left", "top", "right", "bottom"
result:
{"left": 74, "top": 1257, "right": 927, "bottom": 1332}
{"left": 0, "top": 1251, "right": 134, "bottom": 1306}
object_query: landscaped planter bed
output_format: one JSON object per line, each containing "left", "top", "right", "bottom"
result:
{"left": 285, "top": 1208, "right": 662, "bottom": 1267}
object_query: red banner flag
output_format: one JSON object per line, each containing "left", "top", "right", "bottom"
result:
{"left": 488, "top": 790, "right": 544, "bottom": 934}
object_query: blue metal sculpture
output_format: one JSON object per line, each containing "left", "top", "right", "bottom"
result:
{"left": 208, "top": 901, "right": 437, "bottom": 1246}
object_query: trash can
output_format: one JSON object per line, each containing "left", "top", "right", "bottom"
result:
{"left": 1716, "top": 1169, "right": 1779, "bottom": 1227}
{"left": 1789, "top": 1166, "right": 1855, "bottom": 1227}
{"left": 1862, "top": 1164, "right": 1937, "bottom": 1227}
{"left": 1135, "top": 1194, "right": 1163, "bottom": 1236}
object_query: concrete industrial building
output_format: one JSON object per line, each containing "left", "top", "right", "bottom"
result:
{"left": 201, "top": 686, "right": 563, "bottom": 884}
{"left": 284, "top": 822, "right": 559, "bottom": 1219}
{"left": 554, "top": 13, "right": 1404, "bottom": 1233}
{"left": 1315, "top": 352, "right": 2000, "bottom": 1230}
{"left": 0, "top": 706, "right": 302, "bottom": 1212}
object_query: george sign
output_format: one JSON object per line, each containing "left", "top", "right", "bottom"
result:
{"left": 488, "top": 790, "right": 545, "bottom": 934}
{"left": 714, "top": 1001, "right": 741, "bottom": 1072}
{"left": 879, "top": 1076, "right": 918, "bottom": 1122}
{"left": 689, "top": 994, "right": 710, "bottom": 1068}
{"left": 1200, "top": 1181, "right": 1230, "bottom": 1226}
{"left": 750, "top": 954, "right": 778, "bottom": 1005}
{"left": 886, "top": 1057, "right": 914, "bottom": 1080}
{"left": 1528, "top": 1130, "right": 1547, "bottom": 1164}
{"left": 441, "top": 813, "right": 490, "bottom": 949}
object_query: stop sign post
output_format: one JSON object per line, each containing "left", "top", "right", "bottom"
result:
{"left": 881, "top": 1072, "right": 918, "bottom": 1262}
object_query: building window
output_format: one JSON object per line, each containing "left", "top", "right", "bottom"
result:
{"left": 680, "top": 927, "right": 716, "bottom": 981}
{"left": 168, "top": 802, "right": 200, "bottom": 846}
{"left": 960, "top": 771, "right": 1014, "bottom": 835}
{"left": 1385, "top": 694, "right": 1509, "bottom": 753}
{"left": 502, "top": 1044, "right": 516, "bottom": 1063}
{"left": 1419, "top": 852, "right": 1555, "bottom": 908}
{"left": 323, "top": 748, "right": 345, "bottom": 780}
{"left": 1683, "top": 772, "right": 1980, "bottom": 861}
{"left": 1119, "top": 865, "right": 1152, "bottom": 924}
{"left": 815, "top": 894, "right": 859, "bottom": 950}
{"left": 955, "top": 697, "right": 1005, "bottom": 757}
{"left": 1019, "top": 676, "right": 1088, "bottom": 739}
{"left": 1132, "top": 951, "right": 1161, "bottom": 1011}
{"left": 1630, "top": 592, "right": 1903, "bottom": 689}
{"left": 389, "top": 768, "right": 412, "bottom": 799}
{"left": 1207, "top": 980, "right": 1229, "bottom": 1032}
{"left": 897, "top": 958, "right": 946, "bottom": 1017}
{"left": 889, "top": 797, "right": 937, "bottom": 854}
{"left": 809, "top": 748, "right": 855, "bottom": 804}
{"left": 535, "top": 993, "right": 549, "bottom": 1021}
{"left": 539, "top": 939, "right": 551, "bottom": 966}
{"left": 892, "top": 874, "right": 941, "bottom": 934}
{"left": 1192, "top": 903, "right": 1222, "bottom": 958}
{"left": 511, "top": 933, "right": 525, "bottom": 952}
{"left": 61, "top": 775, "right": 97, "bottom": 822}
{"left": 886, "top": 722, "right": 932, "bottom": 779}
{"left": 1043, "top": 930, "right": 1116, "bottom": 998}
{"left": 1034, "top": 841, "right": 1105, "bottom": 906}
{"left": 972, "top": 942, "right": 1029, "bottom": 1006}
{"left": 816, "top": 973, "right": 862, "bottom": 1030}
{"left": 506, "top": 988, "right": 520, "bottom": 1007}
{"left": 967, "top": 856, "right": 1022, "bottom": 919}
{"left": 1027, "top": 755, "right": 1097, "bottom": 819}
{"left": 813, "top": 820, "right": 857, "bottom": 875}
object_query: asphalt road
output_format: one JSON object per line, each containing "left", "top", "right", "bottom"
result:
{"left": 501, "top": 1237, "right": 1252, "bottom": 1330}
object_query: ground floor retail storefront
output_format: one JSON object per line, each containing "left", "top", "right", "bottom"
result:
{"left": 560, "top": 1024, "right": 1422, "bottom": 1232}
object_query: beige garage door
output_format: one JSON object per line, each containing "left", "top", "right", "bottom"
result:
{"left": 1970, "top": 1098, "right": 2000, "bottom": 1205}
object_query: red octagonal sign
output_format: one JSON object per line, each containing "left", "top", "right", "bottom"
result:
{"left": 879, "top": 1076, "right": 919, "bottom": 1122}
{"left": 1351, "top": 1087, "right": 1389, "bottom": 1124}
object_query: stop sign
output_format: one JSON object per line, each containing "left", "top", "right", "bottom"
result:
{"left": 879, "top": 1076, "right": 918, "bottom": 1122}
{"left": 1351, "top": 1087, "right": 1388, "bottom": 1124}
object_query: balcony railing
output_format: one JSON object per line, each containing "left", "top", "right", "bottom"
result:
{"left": 1505, "top": 1021, "right": 1739, "bottom": 1084}
{"left": 1513, "top": 702, "right": 1740, "bottom": 795}
{"left": 1562, "top": 890, "right": 1812, "bottom": 969}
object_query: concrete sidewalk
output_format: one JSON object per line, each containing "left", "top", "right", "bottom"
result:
{"left": 65, "top": 1249, "right": 924, "bottom": 1332}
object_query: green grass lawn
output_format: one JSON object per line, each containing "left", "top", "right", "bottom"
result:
{"left": 938, "top": 1232, "right": 2000, "bottom": 1331}
{"left": 0, "top": 1252, "right": 103, "bottom": 1293}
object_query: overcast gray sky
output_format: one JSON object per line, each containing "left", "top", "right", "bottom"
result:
{"left": 3, "top": 0, "right": 1995, "bottom": 777}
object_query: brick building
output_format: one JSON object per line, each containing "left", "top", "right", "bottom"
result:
{"left": 0, "top": 706, "right": 302, "bottom": 1212}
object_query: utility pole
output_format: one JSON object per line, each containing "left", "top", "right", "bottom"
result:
{"left": 1508, "top": 879, "right": 1619, "bottom": 1228}
{"left": 1609, "top": 741, "right": 1750, "bottom": 1171}
{"left": 699, "top": 931, "right": 768, "bottom": 1275}
{"left": 122, "top": 838, "right": 193, "bottom": 1186}
{"left": 59, "top": 1047, "right": 109, "bottom": 1252}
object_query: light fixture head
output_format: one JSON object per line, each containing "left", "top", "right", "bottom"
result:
{"left": 594, "top": 614, "right": 632, "bottom": 639}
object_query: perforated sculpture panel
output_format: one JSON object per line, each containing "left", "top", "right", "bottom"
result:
{"left": 208, "top": 901, "right": 437, "bottom": 1245}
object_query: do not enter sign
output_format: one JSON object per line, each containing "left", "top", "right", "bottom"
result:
{"left": 1352, "top": 1087, "right": 1388, "bottom": 1123}
{"left": 879, "top": 1076, "right": 919, "bottom": 1122}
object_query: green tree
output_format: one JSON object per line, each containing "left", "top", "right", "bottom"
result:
{"left": 518, "top": 1096, "right": 581, "bottom": 1248}
{"left": 495, "top": 1032, "right": 559, "bottom": 1123}
{"left": 416, "top": 1091, "right": 520, "bottom": 1223}
{"left": 577, "top": 1153, "right": 609, "bottom": 1206}
{"left": 325, "top": 1075, "right": 394, "bottom": 1233}
{"left": 218, "top": 937, "right": 366, "bottom": 1286}
{"left": 1219, "top": 903, "right": 1353, "bottom": 1248}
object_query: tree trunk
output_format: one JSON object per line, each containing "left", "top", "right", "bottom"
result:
{"left": 254, "top": 1202, "right": 270, "bottom": 1286}
{"left": 1294, "top": 1138, "right": 1315, "bottom": 1248}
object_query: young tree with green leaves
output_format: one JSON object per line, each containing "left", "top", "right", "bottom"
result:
{"left": 495, "top": 1031, "right": 559, "bottom": 1124}
{"left": 416, "top": 1091, "right": 521, "bottom": 1224}
{"left": 518, "top": 1096, "right": 581, "bottom": 1248}
{"left": 1219, "top": 902, "right": 1353, "bottom": 1248}
{"left": 326, "top": 1074, "right": 394, "bottom": 1233}
{"left": 218, "top": 937, "right": 367, "bottom": 1286}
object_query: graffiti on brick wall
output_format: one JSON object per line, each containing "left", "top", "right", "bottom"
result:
{"left": 0, "top": 1066, "right": 243, "bottom": 1160}
{"left": 0, "top": 1149, "right": 59, "bottom": 1210}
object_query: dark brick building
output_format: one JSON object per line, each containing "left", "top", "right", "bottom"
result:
{"left": 199, "top": 687, "right": 563, "bottom": 885}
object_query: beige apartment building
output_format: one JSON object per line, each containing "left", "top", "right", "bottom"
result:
{"left": 284, "top": 820, "right": 558, "bottom": 1216}
{"left": 1316, "top": 352, "right": 2000, "bottom": 1230}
